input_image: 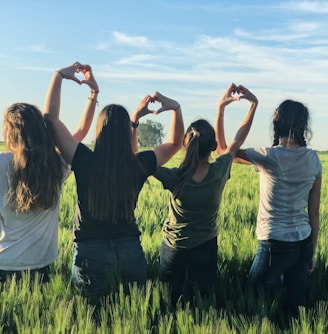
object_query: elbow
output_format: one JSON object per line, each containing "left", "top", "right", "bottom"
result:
{"left": 43, "top": 114, "right": 54, "bottom": 123}
{"left": 215, "top": 147, "right": 226, "bottom": 156}
{"left": 174, "top": 135, "right": 184, "bottom": 151}
{"left": 173, "top": 141, "right": 183, "bottom": 154}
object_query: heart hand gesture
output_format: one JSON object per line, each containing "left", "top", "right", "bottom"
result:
{"left": 132, "top": 92, "right": 180, "bottom": 123}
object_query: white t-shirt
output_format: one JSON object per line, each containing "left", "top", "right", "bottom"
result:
{"left": 246, "top": 146, "right": 322, "bottom": 242}
{"left": 0, "top": 152, "right": 69, "bottom": 270}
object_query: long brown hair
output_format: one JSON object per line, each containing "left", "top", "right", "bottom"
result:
{"left": 87, "top": 104, "right": 140, "bottom": 223}
{"left": 174, "top": 119, "right": 216, "bottom": 198}
{"left": 4, "top": 103, "right": 63, "bottom": 213}
{"left": 272, "top": 100, "right": 312, "bottom": 147}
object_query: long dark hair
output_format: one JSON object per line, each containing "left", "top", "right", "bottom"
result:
{"left": 87, "top": 104, "right": 140, "bottom": 223}
{"left": 174, "top": 119, "right": 216, "bottom": 198}
{"left": 272, "top": 100, "right": 312, "bottom": 147}
{"left": 4, "top": 103, "right": 63, "bottom": 213}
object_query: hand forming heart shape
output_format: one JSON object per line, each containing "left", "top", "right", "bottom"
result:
{"left": 231, "top": 86, "right": 242, "bottom": 97}
{"left": 148, "top": 101, "right": 163, "bottom": 114}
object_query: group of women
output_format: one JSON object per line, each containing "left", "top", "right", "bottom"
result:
{"left": 0, "top": 62, "right": 321, "bottom": 318}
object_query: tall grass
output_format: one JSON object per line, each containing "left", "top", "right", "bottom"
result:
{"left": 0, "top": 147, "right": 327, "bottom": 333}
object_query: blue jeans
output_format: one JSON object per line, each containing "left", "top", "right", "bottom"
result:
{"left": 0, "top": 265, "right": 50, "bottom": 283}
{"left": 160, "top": 237, "right": 218, "bottom": 305}
{"left": 72, "top": 236, "right": 147, "bottom": 304}
{"left": 248, "top": 235, "right": 313, "bottom": 317}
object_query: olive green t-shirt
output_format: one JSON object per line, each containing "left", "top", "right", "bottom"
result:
{"left": 155, "top": 153, "right": 232, "bottom": 248}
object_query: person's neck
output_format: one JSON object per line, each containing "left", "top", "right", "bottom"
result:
{"left": 192, "top": 159, "right": 210, "bottom": 182}
{"left": 279, "top": 137, "right": 300, "bottom": 148}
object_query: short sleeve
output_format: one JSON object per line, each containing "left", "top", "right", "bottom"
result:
{"left": 136, "top": 150, "right": 157, "bottom": 176}
{"left": 71, "top": 143, "right": 92, "bottom": 172}
{"left": 154, "top": 167, "right": 179, "bottom": 191}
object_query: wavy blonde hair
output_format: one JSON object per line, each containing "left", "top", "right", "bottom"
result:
{"left": 4, "top": 103, "right": 63, "bottom": 213}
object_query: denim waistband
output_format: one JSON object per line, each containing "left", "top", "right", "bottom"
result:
{"left": 260, "top": 234, "right": 312, "bottom": 246}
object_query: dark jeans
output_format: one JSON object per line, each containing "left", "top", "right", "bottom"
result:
{"left": 72, "top": 236, "right": 147, "bottom": 304}
{"left": 160, "top": 237, "right": 218, "bottom": 305}
{"left": 248, "top": 235, "right": 313, "bottom": 317}
{"left": 0, "top": 265, "right": 50, "bottom": 283}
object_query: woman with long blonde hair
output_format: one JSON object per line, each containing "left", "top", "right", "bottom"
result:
{"left": 0, "top": 64, "right": 98, "bottom": 282}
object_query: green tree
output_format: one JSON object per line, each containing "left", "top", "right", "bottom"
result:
{"left": 138, "top": 120, "right": 165, "bottom": 147}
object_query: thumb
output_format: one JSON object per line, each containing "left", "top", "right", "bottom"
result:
{"left": 72, "top": 78, "right": 82, "bottom": 85}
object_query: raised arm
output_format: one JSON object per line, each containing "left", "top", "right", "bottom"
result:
{"left": 215, "top": 83, "right": 258, "bottom": 159}
{"left": 71, "top": 65, "right": 99, "bottom": 142}
{"left": 152, "top": 92, "right": 184, "bottom": 167}
{"left": 130, "top": 95, "right": 154, "bottom": 153}
{"left": 44, "top": 62, "right": 99, "bottom": 164}
{"left": 130, "top": 92, "right": 184, "bottom": 166}
{"left": 215, "top": 83, "right": 238, "bottom": 156}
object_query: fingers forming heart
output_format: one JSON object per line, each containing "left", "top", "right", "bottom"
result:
{"left": 149, "top": 101, "right": 163, "bottom": 114}
{"left": 231, "top": 85, "right": 244, "bottom": 98}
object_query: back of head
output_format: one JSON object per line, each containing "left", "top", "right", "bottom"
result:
{"left": 88, "top": 104, "right": 138, "bottom": 222}
{"left": 4, "top": 103, "right": 63, "bottom": 213}
{"left": 183, "top": 119, "right": 216, "bottom": 158}
{"left": 174, "top": 119, "right": 216, "bottom": 197}
{"left": 272, "top": 100, "right": 311, "bottom": 147}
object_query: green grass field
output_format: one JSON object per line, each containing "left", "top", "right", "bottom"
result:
{"left": 0, "top": 144, "right": 327, "bottom": 333}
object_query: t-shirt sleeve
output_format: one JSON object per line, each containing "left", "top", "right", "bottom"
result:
{"left": 71, "top": 143, "right": 92, "bottom": 172}
{"left": 59, "top": 155, "right": 71, "bottom": 181}
{"left": 245, "top": 147, "right": 271, "bottom": 172}
{"left": 213, "top": 153, "right": 233, "bottom": 179}
{"left": 154, "top": 167, "right": 179, "bottom": 191}
{"left": 314, "top": 151, "right": 322, "bottom": 177}
{"left": 136, "top": 150, "right": 157, "bottom": 176}
{"left": 0, "top": 153, "right": 11, "bottom": 208}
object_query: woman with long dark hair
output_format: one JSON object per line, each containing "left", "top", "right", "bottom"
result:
{"left": 220, "top": 99, "right": 322, "bottom": 317}
{"left": 44, "top": 62, "right": 184, "bottom": 303}
{"left": 154, "top": 83, "right": 258, "bottom": 305}
{"left": 0, "top": 64, "right": 98, "bottom": 282}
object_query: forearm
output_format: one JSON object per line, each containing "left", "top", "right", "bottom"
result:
{"left": 167, "top": 106, "right": 184, "bottom": 149}
{"left": 130, "top": 112, "right": 140, "bottom": 153}
{"left": 72, "top": 90, "right": 98, "bottom": 142}
{"left": 44, "top": 71, "right": 63, "bottom": 121}
{"left": 233, "top": 101, "right": 257, "bottom": 145}
{"left": 309, "top": 212, "right": 320, "bottom": 255}
{"left": 308, "top": 176, "right": 321, "bottom": 258}
{"left": 215, "top": 105, "right": 227, "bottom": 155}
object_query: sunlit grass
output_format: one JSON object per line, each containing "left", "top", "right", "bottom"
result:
{"left": 0, "top": 145, "right": 327, "bottom": 333}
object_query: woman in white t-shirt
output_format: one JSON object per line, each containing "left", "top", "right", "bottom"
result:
{"left": 218, "top": 99, "right": 322, "bottom": 318}
{"left": 0, "top": 64, "right": 98, "bottom": 283}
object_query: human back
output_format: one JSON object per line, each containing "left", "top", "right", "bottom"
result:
{"left": 0, "top": 103, "right": 65, "bottom": 277}
{"left": 157, "top": 119, "right": 232, "bottom": 248}
{"left": 236, "top": 98, "right": 322, "bottom": 318}
{"left": 4, "top": 103, "right": 63, "bottom": 213}
{"left": 43, "top": 62, "right": 185, "bottom": 303}
{"left": 247, "top": 145, "right": 321, "bottom": 241}
{"left": 0, "top": 63, "right": 98, "bottom": 280}
{"left": 72, "top": 104, "right": 157, "bottom": 240}
{"left": 156, "top": 83, "right": 258, "bottom": 305}
{"left": 85, "top": 104, "right": 147, "bottom": 223}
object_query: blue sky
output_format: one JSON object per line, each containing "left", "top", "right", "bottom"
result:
{"left": 1, "top": 0, "right": 327, "bottom": 150}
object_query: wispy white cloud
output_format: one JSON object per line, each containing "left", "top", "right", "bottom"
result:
{"left": 114, "top": 54, "right": 156, "bottom": 66}
{"left": 15, "top": 44, "right": 53, "bottom": 54}
{"left": 95, "top": 42, "right": 109, "bottom": 50}
{"left": 113, "top": 31, "right": 150, "bottom": 47}
{"left": 282, "top": 1, "right": 328, "bottom": 13}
